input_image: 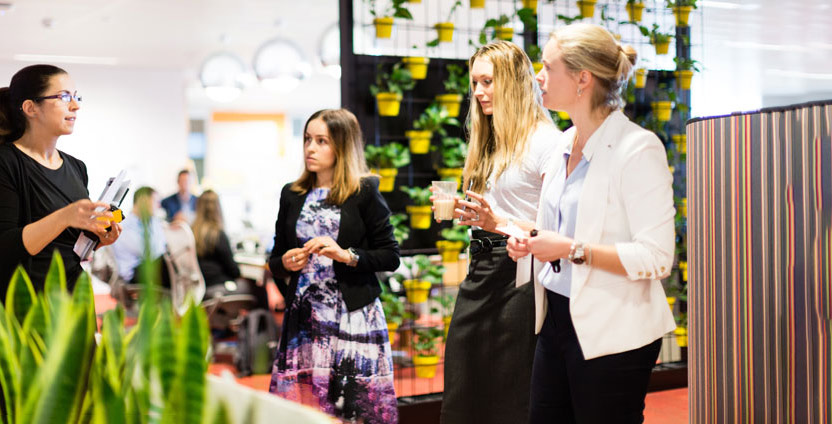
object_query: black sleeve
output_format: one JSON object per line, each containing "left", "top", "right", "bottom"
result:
{"left": 268, "top": 184, "right": 293, "bottom": 279}
{"left": 0, "top": 160, "right": 29, "bottom": 267}
{"left": 335, "top": 177, "right": 400, "bottom": 274}
{"left": 216, "top": 231, "right": 240, "bottom": 280}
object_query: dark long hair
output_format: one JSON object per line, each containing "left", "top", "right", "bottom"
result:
{"left": 0, "top": 64, "right": 67, "bottom": 143}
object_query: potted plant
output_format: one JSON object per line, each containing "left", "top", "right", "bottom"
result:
{"left": 402, "top": 56, "right": 430, "bottom": 80}
{"left": 436, "top": 293, "right": 456, "bottom": 338}
{"left": 407, "top": 103, "right": 460, "bottom": 154}
{"left": 650, "top": 82, "right": 675, "bottom": 122}
{"left": 626, "top": 0, "right": 646, "bottom": 22}
{"left": 674, "top": 312, "right": 688, "bottom": 347}
{"left": 470, "top": 0, "right": 485, "bottom": 8}
{"left": 640, "top": 24, "right": 673, "bottom": 55}
{"left": 633, "top": 68, "right": 648, "bottom": 88}
{"left": 365, "top": 141, "right": 410, "bottom": 191}
{"left": 672, "top": 133, "right": 686, "bottom": 154}
{"left": 438, "top": 224, "right": 469, "bottom": 263}
{"left": 390, "top": 212, "right": 411, "bottom": 245}
{"left": 666, "top": 0, "right": 696, "bottom": 26}
{"left": 436, "top": 136, "right": 467, "bottom": 189}
{"left": 370, "top": 62, "right": 415, "bottom": 117}
{"left": 479, "top": 14, "right": 513, "bottom": 42}
{"left": 576, "top": 0, "right": 597, "bottom": 18}
{"left": 367, "top": 0, "right": 413, "bottom": 38}
{"left": 427, "top": 0, "right": 462, "bottom": 45}
{"left": 412, "top": 327, "right": 444, "bottom": 378}
{"left": 673, "top": 57, "right": 701, "bottom": 90}
{"left": 380, "top": 283, "right": 406, "bottom": 343}
{"left": 398, "top": 254, "right": 444, "bottom": 303}
{"left": 401, "top": 185, "right": 434, "bottom": 229}
{"left": 526, "top": 44, "right": 543, "bottom": 74}
{"left": 435, "top": 64, "right": 468, "bottom": 118}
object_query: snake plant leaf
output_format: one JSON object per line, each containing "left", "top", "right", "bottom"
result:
{"left": 19, "top": 300, "right": 48, "bottom": 403}
{"left": 71, "top": 273, "right": 95, "bottom": 325}
{"left": 150, "top": 301, "right": 176, "bottom": 399}
{"left": 44, "top": 250, "right": 67, "bottom": 303}
{"left": 6, "top": 266, "right": 36, "bottom": 330}
{"left": 162, "top": 302, "right": 208, "bottom": 424}
{"left": 99, "top": 308, "right": 125, "bottom": 392}
{"left": 210, "top": 401, "right": 232, "bottom": 424}
{"left": 0, "top": 310, "right": 19, "bottom": 424}
{"left": 91, "top": 365, "right": 125, "bottom": 424}
{"left": 22, "top": 299, "right": 95, "bottom": 424}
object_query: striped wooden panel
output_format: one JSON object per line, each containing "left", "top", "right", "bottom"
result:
{"left": 687, "top": 101, "right": 832, "bottom": 423}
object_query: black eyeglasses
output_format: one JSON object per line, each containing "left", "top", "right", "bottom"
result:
{"left": 34, "top": 91, "right": 82, "bottom": 103}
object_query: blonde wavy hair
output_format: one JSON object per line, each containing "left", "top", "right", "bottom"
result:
{"left": 463, "top": 40, "right": 553, "bottom": 194}
{"left": 193, "top": 190, "right": 224, "bottom": 257}
{"left": 549, "top": 23, "right": 638, "bottom": 111}
{"left": 291, "top": 109, "right": 370, "bottom": 205}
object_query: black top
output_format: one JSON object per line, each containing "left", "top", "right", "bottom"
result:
{"left": 0, "top": 143, "right": 89, "bottom": 295}
{"left": 268, "top": 177, "right": 400, "bottom": 312}
{"left": 197, "top": 230, "right": 241, "bottom": 287}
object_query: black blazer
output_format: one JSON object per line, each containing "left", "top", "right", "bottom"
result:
{"left": 268, "top": 177, "right": 400, "bottom": 312}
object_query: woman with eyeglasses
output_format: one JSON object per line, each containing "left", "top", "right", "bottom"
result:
{"left": 439, "top": 41, "right": 560, "bottom": 424}
{"left": 0, "top": 64, "right": 120, "bottom": 297}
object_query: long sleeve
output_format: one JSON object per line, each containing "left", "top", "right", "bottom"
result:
{"left": 268, "top": 184, "right": 294, "bottom": 280}
{"left": 0, "top": 160, "right": 29, "bottom": 272}
{"left": 216, "top": 231, "right": 240, "bottom": 280}
{"left": 333, "top": 178, "right": 400, "bottom": 275}
{"left": 614, "top": 137, "right": 676, "bottom": 281}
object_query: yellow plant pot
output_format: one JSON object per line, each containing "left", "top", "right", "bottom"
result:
{"left": 437, "top": 167, "right": 463, "bottom": 190}
{"left": 386, "top": 321, "right": 399, "bottom": 344}
{"left": 413, "top": 355, "right": 440, "bottom": 378}
{"left": 373, "top": 17, "right": 394, "bottom": 39}
{"left": 672, "top": 134, "right": 686, "bottom": 154}
{"left": 376, "top": 168, "right": 398, "bottom": 192}
{"left": 626, "top": 2, "right": 645, "bottom": 22}
{"left": 403, "top": 279, "right": 432, "bottom": 303}
{"left": 406, "top": 205, "right": 433, "bottom": 229}
{"left": 435, "top": 22, "right": 455, "bottom": 43}
{"left": 470, "top": 0, "right": 485, "bottom": 8}
{"left": 495, "top": 26, "right": 513, "bottom": 41}
{"left": 556, "top": 111, "right": 570, "bottom": 121}
{"left": 651, "top": 101, "right": 672, "bottom": 122}
{"left": 376, "top": 92, "right": 402, "bottom": 117}
{"left": 443, "top": 316, "right": 452, "bottom": 338}
{"left": 634, "top": 68, "right": 648, "bottom": 88}
{"left": 532, "top": 62, "right": 543, "bottom": 74}
{"left": 435, "top": 94, "right": 463, "bottom": 118}
{"left": 674, "top": 326, "right": 688, "bottom": 347}
{"left": 406, "top": 130, "right": 432, "bottom": 154}
{"left": 666, "top": 296, "right": 676, "bottom": 310}
{"left": 408, "top": 0, "right": 421, "bottom": 3}
{"left": 522, "top": 0, "right": 538, "bottom": 10}
{"left": 576, "top": 0, "right": 596, "bottom": 17}
{"left": 653, "top": 40, "right": 671, "bottom": 55}
{"left": 681, "top": 199, "right": 688, "bottom": 222}
{"left": 437, "top": 240, "right": 464, "bottom": 263}
{"left": 403, "top": 56, "right": 430, "bottom": 80}
{"left": 673, "top": 5, "right": 693, "bottom": 26}
{"left": 674, "top": 69, "right": 694, "bottom": 90}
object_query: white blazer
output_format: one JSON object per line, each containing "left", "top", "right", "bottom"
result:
{"left": 532, "top": 110, "right": 677, "bottom": 360}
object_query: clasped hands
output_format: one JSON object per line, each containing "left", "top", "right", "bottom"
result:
{"left": 507, "top": 229, "right": 572, "bottom": 263}
{"left": 281, "top": 236, "right": 351, "bottom": 272}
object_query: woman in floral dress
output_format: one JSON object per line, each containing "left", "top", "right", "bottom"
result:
{"left": 268, "top": 109, "right": 400, "bottom": 423}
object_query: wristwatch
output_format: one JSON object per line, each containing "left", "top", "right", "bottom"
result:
{"left": 346, "top": 247, "right": 360, "bottom": 267}
{"left": 568, "top": 241, "right": 587, "bottom": 265}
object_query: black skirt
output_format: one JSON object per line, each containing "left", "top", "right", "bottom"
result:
{"left": 440, "top": 232, "right": 537, "bottom": 424}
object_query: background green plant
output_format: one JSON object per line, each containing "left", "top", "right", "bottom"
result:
{"left": 442, "top": 64, "right": 469, "bottom": 95}
{"left": 366, "top": 0, "right": 413, "bottom": 18}
{"left": 665, "top": 0, "right": 697, "bottom": 9}
{"left": 438, "top": 137, "right": 467, "bottom": 168}
{"left": 440, "top": 224, "right": 469, "bottom": 249}
{"left": 370, "top": 63, "right": 415, "bottom": 96}
{"left": 413, "top": 103, "right": 459, "bottom": 136}
{"left": 412, "top": 327, "right": 443, "bottom": 357}
{"left": 401, "top": 186, "right": 432, "bottom": 206}
{"left": 365, "top": 142, "right": 411, "bottom": 169}
{"left": 389, "top": 213, "right": 411, "bottom": 246}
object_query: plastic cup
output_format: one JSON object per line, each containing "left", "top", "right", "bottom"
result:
{"left": 432, "top": 181, "right": 457, "bottom": 221}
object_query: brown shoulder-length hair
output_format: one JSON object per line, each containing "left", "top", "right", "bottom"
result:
{"left": 463, "top": 41, "right": 553, "bottom": 194}
{"left": 290, "top": 108, "right": 369, "bottom": 205}
{"left": 193, "top": 190, "right": 223, "bottom": 257}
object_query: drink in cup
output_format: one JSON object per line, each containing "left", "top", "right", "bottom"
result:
{"left": 432, "top": 181, "right": 457, "bottom": 221}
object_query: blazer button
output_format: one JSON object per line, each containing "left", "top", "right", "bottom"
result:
{"left": 646, "top": 272, "right": 652, "bottom": 277}
{"left": 638, "top": 272, "right": 643, "bottom": 277}
{"left": 660, "top": 266, "right": 666, "bottom": 272}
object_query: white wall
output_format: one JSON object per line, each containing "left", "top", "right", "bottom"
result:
{"left": 0, "top": 62, "right": 190, "bottom": 209}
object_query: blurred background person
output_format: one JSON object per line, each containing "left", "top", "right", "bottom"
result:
{"left": 161, "top": 168, "right": 197, "bottom": 223}
{"left": 192, "top": 189, "right": 240, "bottom": 288}
{"left": 111, "top": 186, "right": 169, "bottom": 287}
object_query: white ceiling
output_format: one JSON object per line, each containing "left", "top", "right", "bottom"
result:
{"left": 0, "top": 0, "right": 831, "bottom": 117}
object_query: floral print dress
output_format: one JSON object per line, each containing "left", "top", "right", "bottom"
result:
{"left": 269, "top": 188, "right": 398, "bottom": 423}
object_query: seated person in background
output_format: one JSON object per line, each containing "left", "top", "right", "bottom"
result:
{"left": 111, "top": 186, "right": 170, "bottom": 287}
{"left": 192, "top": 190, "right": 240, "bottom": 287}
{"left": 161, "top": 169, "right": 197, "bottom": 223}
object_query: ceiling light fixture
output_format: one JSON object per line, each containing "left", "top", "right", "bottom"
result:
{"left": 199, "top": 52, "right": 248, "bottom": 103}
{"left": 253, "top": 38, "right": 311, "bottom": 93}
{"left": 14, "top": 54, "right": 119, "bottom": 65}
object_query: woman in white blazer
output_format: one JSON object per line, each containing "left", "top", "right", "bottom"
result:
{"left": 507, "top": 23, "right": 677, "bottom": 423}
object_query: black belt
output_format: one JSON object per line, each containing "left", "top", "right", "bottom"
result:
{"left": 470, "top": 230, "right": 508, "bottom": 256}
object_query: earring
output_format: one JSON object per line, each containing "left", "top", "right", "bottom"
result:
{"left": 577, "top": 88, "right": 583, "bottom": 97}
